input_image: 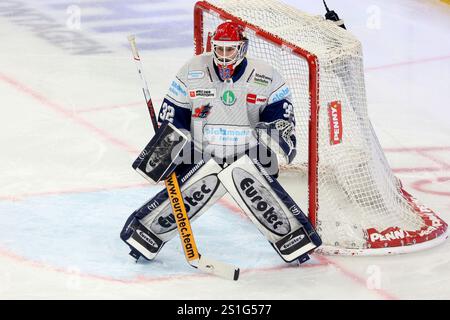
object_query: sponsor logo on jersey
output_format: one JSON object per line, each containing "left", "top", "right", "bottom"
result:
{"left": 189, "top": 88, "right": 216, "bottom": 99}
{"left": 328, "top": 101, "right": 343, "bottom": 145}
{"left": 246, "top": 93, "right": 268, "bottom": 105}
{"left": 204, "top": 125, "right": 252, "bottom": 146}
{"left": 232, "top": 168, "right": 291, "bottom": 236}
{"left": 188, "top": 70, "right": 205, "bottom": 80}
{"left": 253, "top": 73, "right": 273, "bottom": 86}
{"left": 221, "top": 90, "right": 236, "bottom": 106}
{"left": 150, "top": 175, "right": 220, "bottom": 234}
{"left": 269, "top": 85, "right": 290, "bottom": 104}
{"left": 169, "top": 80, "right": 187, "bottom": 97}
{"left": 136, "top": 229, "right": 159, "bottom": 250}
{"left": 193, "top": 103, "right": 212, "bottom": 118}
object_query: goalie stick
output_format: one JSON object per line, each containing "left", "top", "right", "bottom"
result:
{"left": 127, "top": 35, "right": 239, "bottom": 281}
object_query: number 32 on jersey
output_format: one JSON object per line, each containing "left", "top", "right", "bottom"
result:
{"left": 160, "top": 102, "right": 175, "bottom": 122}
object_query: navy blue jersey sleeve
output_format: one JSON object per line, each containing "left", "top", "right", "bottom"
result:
{"left": 259, "top": 98, "right": 295, "bottom": 126}
{"left": 158, "top": 98, "right": 192, "bottom": 131}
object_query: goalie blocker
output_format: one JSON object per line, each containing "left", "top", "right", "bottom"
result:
{"left": 132, "top": 121, "right": 189, "bottom": 183}
{"left": 218, "top": 154, "right": 322, "bottom": 262}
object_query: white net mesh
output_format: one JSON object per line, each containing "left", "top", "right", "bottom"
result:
{"left": 195, "top": 0, "right": 447, "bottom": 254}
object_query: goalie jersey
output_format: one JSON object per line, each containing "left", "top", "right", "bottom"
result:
{"left": 158, "top": 53, "right": 296, "bottom": 161}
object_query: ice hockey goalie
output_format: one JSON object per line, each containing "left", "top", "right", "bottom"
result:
{"left": 120, "top": 21, "right": 322, "bottom": 265}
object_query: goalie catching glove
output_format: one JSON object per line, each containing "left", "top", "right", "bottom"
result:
{"left": 255, "top": 120, "right": 297, "bottom": 164}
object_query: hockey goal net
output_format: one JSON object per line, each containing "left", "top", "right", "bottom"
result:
{"left": 193, "top": 0, "right": 448, "bottom": 255}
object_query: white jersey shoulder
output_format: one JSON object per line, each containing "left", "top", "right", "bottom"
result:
{"left": 245, "top": 58, "right": 292, "bottom": 106}
{"left": 177, "top": 53, "right": 214, "bottom": 83}
{"left": 246, "top": 58, "right": 278, "bottom": 86}
{"left": 165, "top": 55, "right": 213, "bottom": 107}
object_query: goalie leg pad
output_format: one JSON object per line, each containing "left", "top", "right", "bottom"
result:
{"left": 120, "top": 159, "right": 227, "bottom": 260}
{"left": 217, "top": 155, "right": 322, "bottom": 262}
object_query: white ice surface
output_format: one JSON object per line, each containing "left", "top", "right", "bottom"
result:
{"left": 0, "top": 0, "right": 449, "bottom": 299}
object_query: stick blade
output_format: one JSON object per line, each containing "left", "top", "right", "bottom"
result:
{"left": 198, "top": 256, "right": 240, "bottom": 281}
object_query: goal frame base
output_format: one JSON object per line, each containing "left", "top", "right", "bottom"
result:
{"left": 316, "top": 229, "right": 448, "bottom": 256}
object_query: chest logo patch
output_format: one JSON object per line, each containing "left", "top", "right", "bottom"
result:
{"left": 193, "top": 103, "right": 212, "bottom": 118}
{"left": 189, "top": 89, "right": 216, "bottom": 99}
{"left": 188, "top": 70, "right": 205, "bottom": 80}
{"left": 222, "top": 90, "right": 236, "bottom": 106}
{"left": 247, "top": 94, "right": 268, "bottom": 105}
{"left": 253, "top": 73, "right": 273, "bottom": 86}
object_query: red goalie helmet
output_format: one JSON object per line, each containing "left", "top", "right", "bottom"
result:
{"left": 211, "top": 21, "right": 248, "bottom": 80}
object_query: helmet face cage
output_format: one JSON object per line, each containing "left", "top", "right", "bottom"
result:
{"left": 212, "top": 38, "right": 248, "bottom": 72}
